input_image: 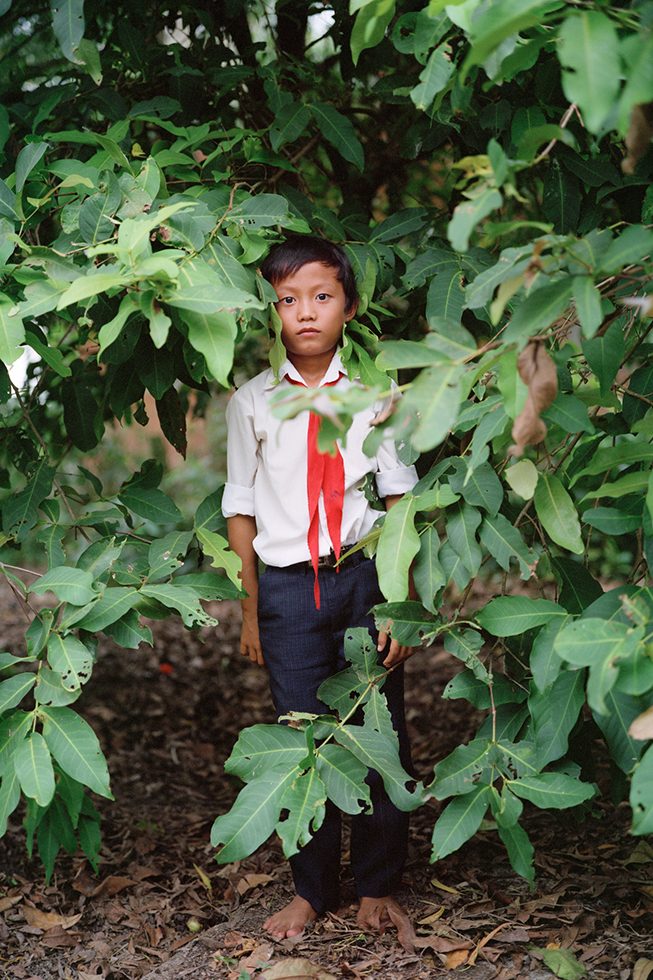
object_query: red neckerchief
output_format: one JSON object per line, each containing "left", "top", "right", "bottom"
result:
{"left": 287, "top": 372, "right": 345, "bottom": 609}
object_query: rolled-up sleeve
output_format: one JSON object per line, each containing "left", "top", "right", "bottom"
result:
{"left": 375, "top": 435, "right": 418, "bottom": 498}
{"left": 222, "top": 389, "right": 258, "bottom": 518}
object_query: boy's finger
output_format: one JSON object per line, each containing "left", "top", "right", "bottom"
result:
{"left": 377, "top": 630, "right": 389, "bottom": 652}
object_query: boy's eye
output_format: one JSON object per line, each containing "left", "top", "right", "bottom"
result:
{"left": 316, "top": 292, "right": 329, "bottom": 301}
{"left": 279, "top": 296, "right": 295, "bottom": 305}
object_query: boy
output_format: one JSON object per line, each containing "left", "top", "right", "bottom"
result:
{"left": 222, "top": 235, "right": 418, "bottom": 940}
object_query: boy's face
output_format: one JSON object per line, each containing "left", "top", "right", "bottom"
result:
{"left": 272, "top": 261, "right": 355, "bottom": 362}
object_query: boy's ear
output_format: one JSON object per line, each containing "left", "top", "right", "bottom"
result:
{"left": 344, "top": 300, "right": 359, "bottom": 322}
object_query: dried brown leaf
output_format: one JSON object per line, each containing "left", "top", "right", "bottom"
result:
{"left": 509, "top": 341, "right": 558, "bottom": 457}
{"left": 622, "top": 103, "right": 653, "bottom": 174}
{"left": 22, "top": 906, "right": 83, "bottom": 931}
{"left": 386, "top": 901, "right": 417, "bottom": 953}
{"left": 264, "top": 957, "right": 337, "bottom": 980}
{"left": 444, "top": 948, "right": 470, "bottom": 969}
{"left": 0, "top": 894, "right": 22, "bottom": 913}
{"left": 634, "top": 958, "right": 653, "bottom": 980}
{"left": 236, "top": 872, "right": 275, "bottom": 895}
{"left": 629, "top": 706, "right": 653, "bottom": 740}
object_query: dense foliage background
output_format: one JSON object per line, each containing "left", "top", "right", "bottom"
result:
{"left": 0, "top": 0, "right": 652, "bottom": 887}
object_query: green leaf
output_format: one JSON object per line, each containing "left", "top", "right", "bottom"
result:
{"left": 445, "top": 504, "right": 482, "bottom": 576}
{"left": 370, "top": 208, "right": 429, "bottom": 244}
{"left": 410, "top": 42, "right": 454, "bottom": 111}
{"left": 449, "top": 460, "right": 503, "bottom": 516}
{"left": 65, "top": 587, "right": 140, "bottom": 632}
{"left": 536, "top": 947, "right": 587, "bottom": 979}
{"left": 376, "top": 495, "right": 420, "bottom": 601}
{"left": 431, "top": 739, "right": 492, "bottom": 799}
{"left": 139, "top": 584, "right": 219, "bottom": 628}
{"left": 0, "top": 299, "right": 25, "bottom": 367}
{"left": 269, "top": 101, "right": 311, "bottom": 152}
{"left": 50, "top": 0, "right": 85, "bottom": 61}
{"left": 508, "top": 772, "right": 594, "bottom": 810}
{"left": 276, "top": 768, "right": 327, "bottom": 858}
{"left": 534, "top": 473, "right": 583, "bottom": 555}
{"left": 196, "top": 527, "right": 242, "bottom": 590}
{"left": 373, "top": 601, "right": 439, "bottom": 646}
{"left": 504, "top": 459, "right": 539, "bottom": 500}
{"left": 311, "top": 103, "right": 365, "bottom": 171}
{"left": 402, "top": 364, "right": 464, "bottom": 452}
{"left": 496, "top": 819, "right": 535, "bottom": 886}
{"left": 558, "top": 11, "right": 620, "bottom": 134}
{"left": 630, "top": 743, "right": 653, "bottom": 836}
{"left": 601, "top": 225, "right": 653, "bottom": 274}
{"left": 31, "top": 566, "right": 96, "bottom": 606}
{"left": 375, "top": 340, "right": 445, "bottom": 372}
{"left": 316, "top": 744, "right": 372, "bottom": 815}
{"left": 225, "top": 724, "right": 307, "bottom": 781}
{"left": 75, "top": 38, "right": 102, "bottom": 84}
{"left": 0, "top": 711, "right": 31, "bottom": 775}
{"left": 211, "top": 768, "right": 297, "bottom": 863}
{"left": 35, "top": 668, "right": 82, "bottom": 707}
{"left": 444, "top": 628, "right": 488, "bottom": 683}
{"left": 530, "top": 669, "right": 585, "bottom": 766}
{"left": 56, "top": 270, "right": 127, "bottom": 310}
{"left": 118, "top": 485, "right": 182, "bottom": 524}
{"left": 334, "top": 724, "right": 423, "bottom": 810}
{"left": 13, "top": 732, "right": 55, "bottom": 807}
{"left": 582, "top": 319, "right": 625, "bottom": 398}
{"left": 463, "top": 0, "right": 563, "bottom": 74}
{"left": 0, "top": 769, "right": 21, "bottom": 837}
{"left": 448, "top": 188, "right": 502, "bottom": 253}
{"left": 413, "top": 527, "right": 445, "bottom": 613}
{"left": 542, "top": 394, "right": 594, "bottom": 435}
{"left": 477, "top": 596, "right": 565, "bottom": 637}
{"left": 41, "top": 706, "right": 112, "bottom": 799}
{"left": 147, "top": 530, "right": 193, "bottom": 583}
{"left": 46, "top": 634, "right": 93, "bottom": 691}
{"left": 431, "top": 785, "right": 491, "bottom": 861}
{"left": 24, "top": 329, "right": 71, "bottom": 377}
{"left": 573, "top": 439, "right": 653, "bottom": 482}
{"left": 2, "top": 461, "right": 55, "bottom": 543}
{"left": 618, "top": 31, "right": 653, "bottom": 134}
{"left": 505, "top": 279, "right": 573, "bottom": 342}
{"left": 15, "top": 142, "right": 49, "bottom": 194}
{"left": 581, "top": 471, "right": 651, "bottom": 502}
{"left": 552, "top": 558, "right": 601, "bottom": 616}
{"left": 572, "top": 276, "right": 603, "bottom": 339}
{"left": 351, "top": 0, "right": 396, "bottom": 66}
{"left": 0, "top": 177, "right": 18, "bottom": 221}
{"left": 582, "top": 506, "right": 642, "bottom": 535}
{"left": 0, "top": 674, "right": 36, "bottom": 716}
{"left": 229, "top": 193, "right": 297, "bottom": 231}
{"left": 168, "top": 260, "right": 263, "bottom": 316}
{"left": 102, "top": 610, "right": 153, "bottom": 649}
{"left": 182, "top": 309, "right": 236, "bottom": 387}
{"left": 479, "top": 513, "right": 535, "bottom": 580}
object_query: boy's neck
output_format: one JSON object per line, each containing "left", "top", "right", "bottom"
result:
{"left": 287, "top": 347, "right": 338, "bottom": 388}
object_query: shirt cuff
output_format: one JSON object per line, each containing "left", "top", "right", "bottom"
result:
{"left": 222, "top": 483, "right": 256, "bottom": 518}
{"left": 376, "top": 465, "right": 419, "bottom": 498}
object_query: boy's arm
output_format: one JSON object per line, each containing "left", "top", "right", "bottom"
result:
{"left": 227, "top": 514, "right": 264, "bottom": 667}
{"left": 377, "top": 493, "right": 418, "bottom": 668}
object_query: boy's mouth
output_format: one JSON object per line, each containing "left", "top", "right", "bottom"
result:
{"left": 298, "top": 327, "right": 320, "bottom": 335}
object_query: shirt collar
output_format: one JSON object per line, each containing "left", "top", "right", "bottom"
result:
{"left": 264, "top": 350, "right": 346, "bottom": 390}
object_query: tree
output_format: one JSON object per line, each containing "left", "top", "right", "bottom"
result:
{"left": 1, "top": 0, "right": 652, "bottom": 884}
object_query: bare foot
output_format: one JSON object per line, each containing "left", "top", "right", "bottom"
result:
{"left": 357, "top": 896, "right": 416, "bottom": 952}
{"left": 263, "top": 895, "right": 317, "bottom": 939}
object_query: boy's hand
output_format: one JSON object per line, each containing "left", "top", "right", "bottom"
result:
{"left": 240, "top": 613, "right": 264, "bottom": 667}
{"left": 377, "top": 631, "right": 415, "bottom": 668}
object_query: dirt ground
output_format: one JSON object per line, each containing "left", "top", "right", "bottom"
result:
{"left": 1, "top": 582, "right": 652, "bottom": 980}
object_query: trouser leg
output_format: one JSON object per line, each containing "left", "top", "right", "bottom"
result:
{"left": 257, "top": 565, "right": 342, "bottom": 914}
{"left": 257, "top": 558, "right": 412, "bottom": 912}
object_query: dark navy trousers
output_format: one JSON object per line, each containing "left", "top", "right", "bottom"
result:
{"left": 257, "top": 554, "right": 411, "bottom": 914}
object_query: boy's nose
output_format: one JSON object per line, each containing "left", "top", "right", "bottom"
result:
{"left": 297, "top": 302, "right": 316, "bottom": 320}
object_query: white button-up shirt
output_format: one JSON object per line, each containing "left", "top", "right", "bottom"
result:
{"left": 222, "top": 353, "right": 418, "bottom": 567}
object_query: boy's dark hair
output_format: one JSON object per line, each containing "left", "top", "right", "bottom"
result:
{"left": 260, "top": 235, "right": 359, "bottom": 314}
